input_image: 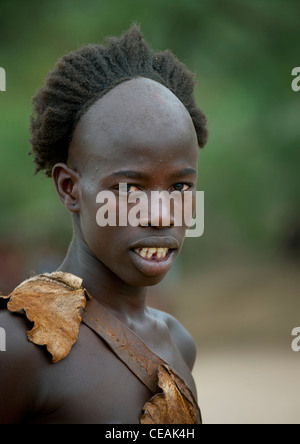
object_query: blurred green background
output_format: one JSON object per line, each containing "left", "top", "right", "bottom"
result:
{"left": 0, "top": 0, "right": 299, "bottom": 423}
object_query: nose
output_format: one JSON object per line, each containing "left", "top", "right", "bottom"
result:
{"left": 139, "top": 191, "right": 176, "bottom": 229}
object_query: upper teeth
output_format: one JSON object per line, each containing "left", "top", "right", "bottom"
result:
{"left": 134, "top": 247, "right": 169, "bottom": 259}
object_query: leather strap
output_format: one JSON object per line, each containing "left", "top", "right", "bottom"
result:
{"left": 82, "top": 298, "right": 166, "bottom": 394}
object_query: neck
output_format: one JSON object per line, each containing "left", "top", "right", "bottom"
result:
{"left": 57, "top": 231, "right": 148, "bottom": 324}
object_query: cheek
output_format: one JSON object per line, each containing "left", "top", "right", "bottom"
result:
{"left": 80, "top": 203, "right": 115, "bottom": 254}
{"left": 79, "top": 187, "right": 111, "bottom": 253}
{"left": 79, "top": 190, "right": 129, "bottom": 265}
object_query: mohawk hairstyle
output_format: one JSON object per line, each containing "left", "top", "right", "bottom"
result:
{"left": 30, "top": 25, "right": 208, "bottom": 177}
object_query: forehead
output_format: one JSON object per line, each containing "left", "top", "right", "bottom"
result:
{"left": 68, "top": 77, "right": 198, "bottom": 173}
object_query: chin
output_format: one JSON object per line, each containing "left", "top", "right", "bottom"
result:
{"left": 122, "top": 272, "right": 168, "bottom": 288}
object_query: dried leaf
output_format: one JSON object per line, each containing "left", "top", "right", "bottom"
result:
{"left": 140, "top": 364, "right": 201, "bottom": 424}
{"left": 2, "top": 272, "right": 89, "bottom": 363}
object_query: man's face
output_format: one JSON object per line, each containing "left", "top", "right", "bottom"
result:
{"left": 68, "top": 77, "right": 199, "bottom": 287}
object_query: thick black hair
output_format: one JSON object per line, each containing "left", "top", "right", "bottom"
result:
{"left": 30, "top": 25, "right": 208, "bottom": 177}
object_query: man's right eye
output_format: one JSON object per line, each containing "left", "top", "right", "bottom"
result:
{"left": 126, "top": 184, "right": 140, "bottom": 193}
{"left": 116, "top": 183, "right": 141, "bottom": 193}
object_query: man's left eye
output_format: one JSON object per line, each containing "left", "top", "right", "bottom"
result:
{"left": 172, "top": 183, "right": 191, "bottom": 192}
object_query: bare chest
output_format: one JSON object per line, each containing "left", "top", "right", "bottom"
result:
{"left": 25, "top": 325, "right": 196, "bottom": 424}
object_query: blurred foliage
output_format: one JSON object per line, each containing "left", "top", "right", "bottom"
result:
{"left": 0, "top": 0, "right": 299, "bottom": 265}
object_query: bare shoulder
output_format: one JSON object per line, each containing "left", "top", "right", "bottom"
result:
{"left": 0, "top": 307, "right": 51, "bottom": 369}
{"left": 148, "top": 307, "right": 197, "bottom": 371}
{"left": 0, "top": 307, "right": 34, "bottom": 356}
{"left": 0, "top": 308, "right": 47, "bottom": 423}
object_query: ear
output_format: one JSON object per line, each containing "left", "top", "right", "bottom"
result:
{"left": 52, "top": 163, "right": 80, "bottom": 213}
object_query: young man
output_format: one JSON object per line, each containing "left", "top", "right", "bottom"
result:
{"left": 0, "top": 26, "right": 208, "bottom": 424}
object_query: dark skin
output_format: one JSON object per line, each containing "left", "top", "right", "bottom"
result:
{"left": 0, "top": 78, "right": 199, "bottom": 424}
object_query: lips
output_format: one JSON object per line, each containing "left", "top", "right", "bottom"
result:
{"left": 130, "top": 236, "right": 180, "bottom": 251}
{"left": 129, "top": 236, "right": 179, "bottom": 277}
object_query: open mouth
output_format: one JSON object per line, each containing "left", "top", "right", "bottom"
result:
{"left": 129, "top": 247, "right": 177, "bottom": 277}
{"left": 128, "top": 237, "right": 179, "bottom": 277}
{"left": 133, "top": 247, "right": 172, "bottom": 261}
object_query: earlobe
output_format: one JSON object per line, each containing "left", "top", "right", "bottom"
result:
{"left": 52, "top": 163, "right": 80, "bottom": 212}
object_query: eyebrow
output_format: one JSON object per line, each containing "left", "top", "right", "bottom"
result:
{"left": 108, "top": 167, "right": 197, "bottom": 180}
{"left": 109, "top": 170, "right": 147, "bottom": 180}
